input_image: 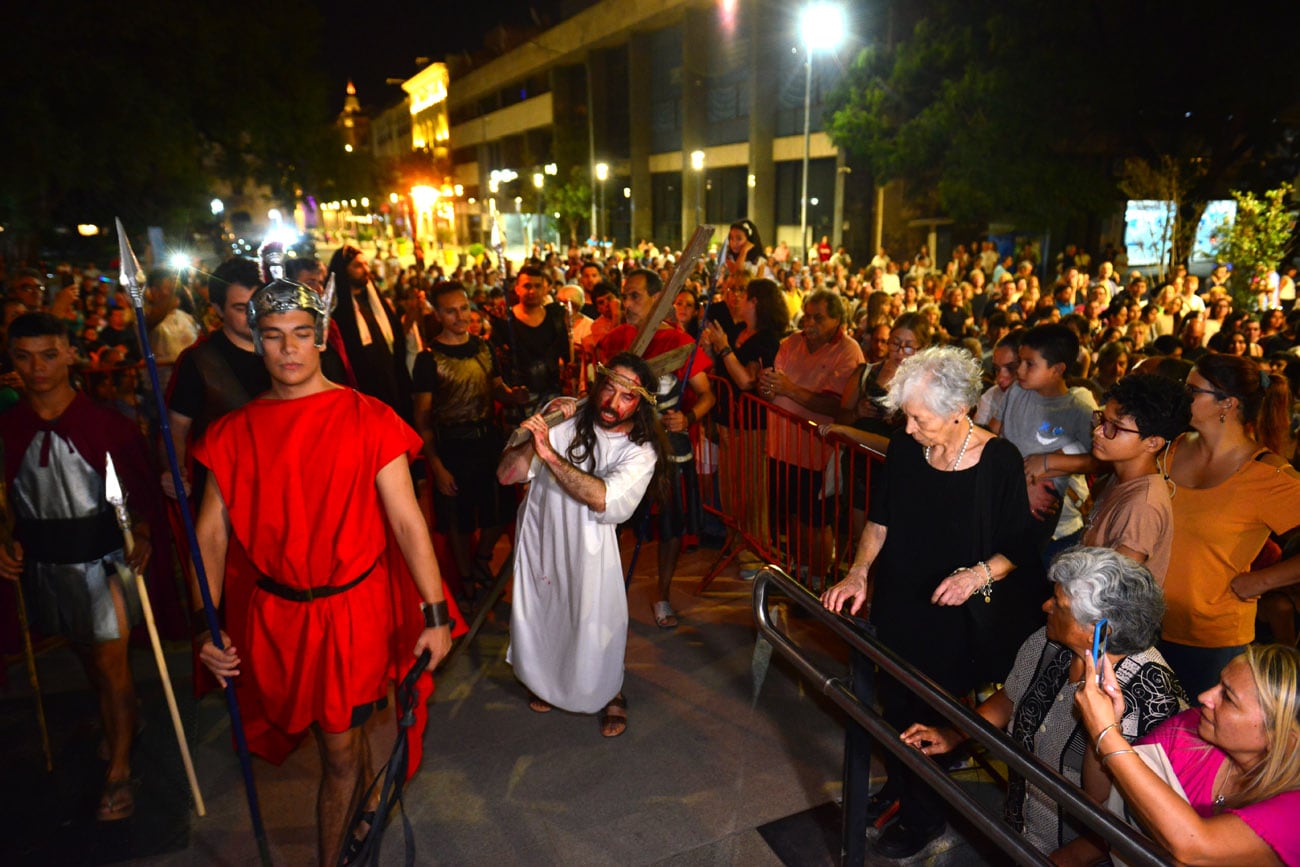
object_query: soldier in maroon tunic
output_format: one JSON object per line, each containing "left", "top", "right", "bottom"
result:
{"left": 0, "top": 313, "right": 162, "bottom": 821}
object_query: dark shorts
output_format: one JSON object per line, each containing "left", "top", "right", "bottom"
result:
{"left": 623, "top": 432, "right": 695, "bottom": 541}
{"left": 432, "top": 431, "right": 518, "bottom": 533}
{"left": 768, "top": 460, "right": 830, "bottom": 527}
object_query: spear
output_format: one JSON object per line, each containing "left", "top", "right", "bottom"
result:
{"left": 0, "top": 441, "right": 52, "bottom": 772}
{"left": 116, "top": 219, "right": 271, "bottom": 865}
{"left": 104, "top": 453, "right": 205, "bottom": 816}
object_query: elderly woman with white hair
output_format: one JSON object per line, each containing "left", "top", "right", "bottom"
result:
{"left": 901, "top": 547, "right": 1186, "bottom": 861}
{"left": 822, "top": 345, "right": 1045, "bottom": 859}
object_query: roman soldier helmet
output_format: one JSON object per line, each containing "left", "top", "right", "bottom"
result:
{"left": 247, "top": 240, "right": 331, "bottom": 355}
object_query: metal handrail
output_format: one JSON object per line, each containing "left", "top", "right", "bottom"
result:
{"left": 752, "top": 565, "right": 1173, "bottom": 867}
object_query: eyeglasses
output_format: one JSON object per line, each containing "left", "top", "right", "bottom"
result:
{"left": 888, "top": 340, "right": 918, "bottom": 355}
{"left": 1091, "top": 409, "right": 1142, "bottom": 439}
{"left": 1184, "top": 383, "right": 1224, "bottom": 400}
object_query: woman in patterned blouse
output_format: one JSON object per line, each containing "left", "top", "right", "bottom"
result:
{"left": 900, "top": 546, "right": 1187, "bottom": 859}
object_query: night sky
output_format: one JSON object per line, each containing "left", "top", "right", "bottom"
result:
{"left": 313, "top": 0, "right": 563, "bottom": 112}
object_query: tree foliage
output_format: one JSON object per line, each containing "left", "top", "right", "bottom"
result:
{"left": 1216, "top": 185, "right": 1296, "bottom": 310}
{"left": 0, "top": 0, "right": 337, "bottom": 254}
{"left": 545, "top": 167, "right": 592, "bottom": 246}
{"left": 826, "top": 0, "right": 1300, "bottom": 233}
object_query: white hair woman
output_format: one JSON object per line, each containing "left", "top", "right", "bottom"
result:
{"left": 822, "top": 345, "right": 1045, "bottom": 859}
{"left": 1078, "top": 644, "right": 1300, "bottom": 864}
{"left": 901, "top": 547, "right": 1186, "bottom": 860}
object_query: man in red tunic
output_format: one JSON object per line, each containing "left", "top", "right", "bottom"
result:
{"left": 194, "top": 269, "right": 460, "bottom": 866}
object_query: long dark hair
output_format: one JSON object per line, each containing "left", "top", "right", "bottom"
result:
{"left": 1197, "top": 353, "right": 1293, "bottom": 454}
{"left": 567, "top": 352, "right": 671, "bottom": 502}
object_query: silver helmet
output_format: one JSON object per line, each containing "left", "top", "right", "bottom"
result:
{"left": 248, "top": 240, "right": 329, "bottom": 355}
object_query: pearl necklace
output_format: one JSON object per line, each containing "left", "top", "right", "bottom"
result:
{"left": 926, "top": 417, "right": 974, "bottom": 470}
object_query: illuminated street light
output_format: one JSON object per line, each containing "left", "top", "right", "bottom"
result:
{"left": 595, "top": 162, "right": 609, "bottom": 244}
{"left": 544, "top": 163, "right": 558, "bottom": 176}
{"left": 210, "top": 198, "right": 224, "bottom": 216}
{"left": 344, "top": 144, "right": 353, "bottom": 153}
{"left": 798, "top": 2, "right": 845, "bottom": 263}
{"left": 389, "top": 192, "right": 399, "bottom": 204}
{"left": 690, "top": 150, "right": 706, "bottom": 226}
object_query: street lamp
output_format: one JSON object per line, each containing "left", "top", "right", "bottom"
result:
{"left": 799, "top": 3, "right": 845, "bottom": 264}
{"left": 595, "top": 162, "right": 609, "bottom": 246}
{"left": 690, "top": 149, "right": 705, "bottom": 227}
{"left": 533, "top": 172, "right": 545, "bottom": 251}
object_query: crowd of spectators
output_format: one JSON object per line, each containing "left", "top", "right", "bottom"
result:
{"left": 2, "top": 228, "right": 1298, "bottom": 863}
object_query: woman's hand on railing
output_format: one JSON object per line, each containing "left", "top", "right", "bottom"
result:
{"left": 900, "top": 722, "right": 964, "bottom": 756}
{"left": 821, "top": 570, "right": 869, "bottom": 617}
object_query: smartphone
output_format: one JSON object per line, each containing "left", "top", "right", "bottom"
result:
{"left": 1091, "top": 619, "right": 1111, "bottom": 684}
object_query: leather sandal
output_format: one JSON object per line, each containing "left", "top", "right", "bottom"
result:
{"left": 599, "top": 694, "right": 627, "bottom": 738}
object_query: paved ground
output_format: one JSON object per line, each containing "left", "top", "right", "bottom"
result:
{"left": 3, "top": 538, "right": 1014, "bottom": 866}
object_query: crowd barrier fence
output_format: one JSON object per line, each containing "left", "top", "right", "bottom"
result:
{"left": 695, "top": 374, "right": 884, "bottom": 595}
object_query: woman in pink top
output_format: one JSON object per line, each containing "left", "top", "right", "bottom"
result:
{"left": 1077, "top": 644, "right": 1300, "bottom": 865}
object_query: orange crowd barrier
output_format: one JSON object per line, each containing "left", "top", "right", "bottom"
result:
{"left": 696, "top": 374, "right": 886, "bottom": 594}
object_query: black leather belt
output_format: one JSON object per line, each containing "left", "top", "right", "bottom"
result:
{"left": 436, "top": 421, "right": 495, "bottom": 441}
{"left": 255, "top": 560, "right": 376, "bottom": 602}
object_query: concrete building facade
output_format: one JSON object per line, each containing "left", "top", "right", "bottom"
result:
{"left": 442, "top": 0, "right": 857, "bottom": 256}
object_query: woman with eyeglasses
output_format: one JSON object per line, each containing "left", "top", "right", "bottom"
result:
{"left": 1159, "top": 354, "right": 1300, "bottom": 696}
{"left": 1081, "top": 375, "right": 1191, "bottom": 585}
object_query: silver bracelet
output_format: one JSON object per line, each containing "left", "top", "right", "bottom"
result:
{"left": 975, "top": 560, "right": 994, "bottom": 602}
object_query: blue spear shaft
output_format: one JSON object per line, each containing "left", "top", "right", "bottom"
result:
{"left": 116, "top": 219, "right": 271, "bottom": 866}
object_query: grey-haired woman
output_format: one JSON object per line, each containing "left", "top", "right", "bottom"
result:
{"left": 821, "top": 345, "right": 1045, "bottom": 859}
{"left": 902, "top": 547, "right": 1186, "bottom": 860}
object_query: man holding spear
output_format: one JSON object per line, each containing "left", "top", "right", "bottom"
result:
{"left": 0, "top": 312, "right": 162, "bottom": 821}
{"left": 193, "top": 249, "right": 463, "bottom": 865}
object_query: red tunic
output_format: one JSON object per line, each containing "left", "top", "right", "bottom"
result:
{"left": 595, "top": 323, "right": 712, "bottom": 412}
{"left": 193, "top": 387, "right": 463, "bottom": 769}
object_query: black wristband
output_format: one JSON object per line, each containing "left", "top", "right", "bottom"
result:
{"left": 717, "top": 346, "right": 733, "bottom": 359}
{"left": 192, "top": 613, "right": 213, "bottom": 640}
{"left": 422, "top": 600, "right": 451, "bottom": 629}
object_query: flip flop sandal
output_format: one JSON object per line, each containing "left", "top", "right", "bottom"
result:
{"left": 96, "top": 779, "right": 136, "bottom": 822}
{"left": 527, "top": 693, "right": 553, "bottom": 713}
{"left": 653, "top": 600, "right": 678, "bottom": 629}
{"left": 340, "top": 809, "right": 376, "bottom": 866}
{"left": 471, "top": 556, "right": 496, "bottom": 588}
{"left": 599, "top": 694, "right": 627, "bottom": 738}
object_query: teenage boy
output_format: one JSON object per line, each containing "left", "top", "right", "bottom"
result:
{"left": 990, "top": 323, "right": 1098, "bottom": 547}
{"left": 0, "top": 313, "right": 161, "bottom": 821}
{"left": 1080, "top": 374, "right": 1190, "bottom": 585}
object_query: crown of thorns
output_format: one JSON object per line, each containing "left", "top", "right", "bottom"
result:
{"left": 596, "top": 362, "right": 657, "bottom": 406}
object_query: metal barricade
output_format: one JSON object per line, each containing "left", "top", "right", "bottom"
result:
{"left": 752, "top": 565, "right": 1173, "bottom": 867}
{"left": 698, "top": 374, "right": 884, "bottom": 594}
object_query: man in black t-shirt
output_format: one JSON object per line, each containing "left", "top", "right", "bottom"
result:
{"left": 164, "top": 257, "right": 269, "bottom": 503}
{"left": 490, "top": 265, "right": 570, "bottom": 413}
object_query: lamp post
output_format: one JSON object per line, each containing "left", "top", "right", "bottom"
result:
{"left": 799, "top": 3, "right": 845, "bottom": 265}
{"left": 690, "top": 149, "right": 705, "bottom": 228}
{"left": 595, "top": 162, "right": 609, "bottom": 248}
{"left": 532, "top": 172, "right": 544, "bottom": 254}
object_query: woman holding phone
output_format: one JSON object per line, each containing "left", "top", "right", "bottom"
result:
{"left": 1078, "top": 643, "right": 1300, "bottom": 865}
{"left": 899, "top": 547, "right": 1187, "bottom": 859}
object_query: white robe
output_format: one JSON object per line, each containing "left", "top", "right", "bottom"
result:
{"left": 507, "top": 417, "right": 658, "bottom": 713}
